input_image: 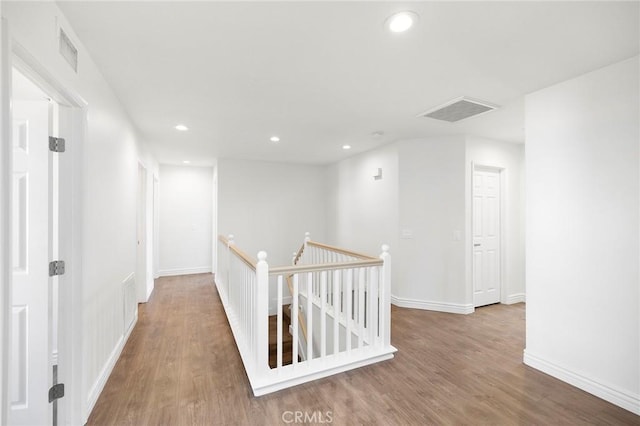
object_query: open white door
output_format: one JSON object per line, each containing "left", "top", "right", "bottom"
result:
{"left": 472, "top": 167, "right": 502, "bottom": 307}
{"left": 9, "top": 96, "right": 52, "bottom": 424}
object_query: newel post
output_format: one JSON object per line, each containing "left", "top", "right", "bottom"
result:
{"left": 255, "top": 251, "right": 269, "bottom": 374}
{"left": 380, "top": 244, "right": 391, "bottom": 347}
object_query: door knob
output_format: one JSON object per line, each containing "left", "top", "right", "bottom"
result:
{"left": 474, "top": 243, "right": 481, "bottom": 247}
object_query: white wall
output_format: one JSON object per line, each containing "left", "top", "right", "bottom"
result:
{"left": 524, "top": 56, "right": 639, "bottom": 414}
{"left": 396, "top": 137, "right": 469, "bottom": 312}
{"left": 327, "top": 136, "right": 525, "bottom": 314}
{"left": 158, "top": 165, "right": 213, "bottom": 276}
{"left": 326, "top": 144, "right": 399, "bottom": 257}
{"left": 465, "top": 137, "right": 525, "bottom": 304}
{"left": 2, "top": 3, "right": 158, "bottom": 423}
{"left": 217, "top": 159, "right": 327, "bottom": 267}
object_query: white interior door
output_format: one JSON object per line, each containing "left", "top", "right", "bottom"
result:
{"left": 472, "top": 167, "right": 501, "bottom": 307}
{"left": 9, "top": 97, "right": 52, "bottom": 425}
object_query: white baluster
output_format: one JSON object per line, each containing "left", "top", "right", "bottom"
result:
{"left": 320, "top": 270, "right": 327, "bottom": 358}
{"left": 333, "top": 269, "right": 340, "bottom": 354}
{"left": 370, "top": 266, "right": 379, "bottom": 346}
{"left": 292, "top": 274, "right": 299, "bottom": 366}
{"left": 277, "top": 274, "right": 283, "bottom": 369}
{"left": 358, "top": 268, "right": 365, "bottom": 349}
{"left": 255, "top": 251, "right": 269, "bottom": 373}
{"left": 306, "top": 272, "right": 313, "bottom": 361}
{"left": 346, "top": 268, "right": 353, "bottom": 353}
{"left": 380, "top": 244, "right": 391, "bottom": 348}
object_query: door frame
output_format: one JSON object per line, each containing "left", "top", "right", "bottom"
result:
{"left": 1, "top": 33, "right": 87, "bottom": 426}
{"left": 469, "top": 162, "right": 507, "bottom": 308}
{"left": 136, "top": 161, "right": 149, "bottom": 303}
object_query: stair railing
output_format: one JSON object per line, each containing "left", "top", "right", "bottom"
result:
{"left": 215, "top": 233, "right": 395, "bottom": 396}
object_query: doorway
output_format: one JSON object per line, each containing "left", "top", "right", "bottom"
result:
{"left": 472, "top": 165, "right": 503, "bottom": 307}
{"left": 3, "top": 42, "right": 86, "bottom": 425}
{"left": 8, "top": 69, "right": 60, "bottom": 426}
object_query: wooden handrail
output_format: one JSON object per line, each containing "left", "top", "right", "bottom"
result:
{"left": 270, "top": 258, "right": 382, "bottom": 275}
{"left": 230, "top": 245, "right": 256, "bottom": 270}
{"left": 293, "top": 242, "right": 305, "bottom": 265}
{"left": 218, "top": 235, "right": 257, "bottom": 270}
{"left": 307, "top": 241, "right": 378, "bottom": 261}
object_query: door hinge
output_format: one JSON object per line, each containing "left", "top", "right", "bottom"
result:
{"left": 49, "top": 260, "right": 66, "bottom": 277}
{"left": 49, "top": 136, "right": 66, "bottom": 153}
{"left": 49, "top": 383, "right": 65, "bottom": 403}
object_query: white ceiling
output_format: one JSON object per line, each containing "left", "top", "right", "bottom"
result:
{"left": 57, "top": 1, "right": 640, "bottom": 166}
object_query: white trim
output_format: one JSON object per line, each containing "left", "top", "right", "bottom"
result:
{"left": 215, "top": 277, "right": 396, "bottom": 396}
{"left": 83, "top": 311, "right": 137, "bottom": 424}
{"left": 158, "top": 266, "right": 212, "bottom": 277}
{"left": 523, "top": 350, "right": 640, "bottom": 415}
{"left": 391, "top": 295, "right": 474, "bottom": 315}
{"left": 505, "top": 293, "right": 525, "bottom": 304}
{"left": 8, "top": 38, "right": 88, "bottom": 426}
{"left": 253, "top": 350, "right": 396, "bottom": 396}
{"left": 0, "top": 17, "right": 10, "bottom": 426}
{"left": 470, "top": 163, "right": 506, "bottom": 308}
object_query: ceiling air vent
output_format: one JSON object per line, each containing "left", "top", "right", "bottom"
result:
{"left": 419, "top": 97, "right": 498, "bottom": 122}
{"left": 59, "top": 29, "right": 78, "bottom": 73}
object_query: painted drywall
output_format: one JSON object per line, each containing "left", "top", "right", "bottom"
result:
{"left": 525, "top": 56, "right": 639, "bottom": 414}
{"left": 217, "top": 159, "right": 327, "bottom": 268}
{"left": 217, "top": 159, "right": 327, "bottom": 314}
{"left": 396, "top": 137, "right": 469, "bottom": 312}
{"left": 465, "top": 137, "right": 525, "bottom": 304}
{"left": 326, "top": 143, "right": 399, "bottom": 259}
{"left": 2, "top": 3, "right": 158, "bottom": 423}
{"left": 327, "top": 137, "right": 507, "bottom": 314}
{"left": 158, "top": 165, "right": 213, "bottom": 276}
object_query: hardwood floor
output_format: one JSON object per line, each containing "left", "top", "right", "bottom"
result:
{"left": 269, "top": 306, "right": 293, "bottom": 368}
{"left": 87, "top": 274, "right": 639, "bottom": 425}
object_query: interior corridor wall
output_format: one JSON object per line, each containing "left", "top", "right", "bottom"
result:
{"left": 158, "top": 165, "right": 213, "bottom": 276}
{"left": 396, "top": 137, "right": 468, "bottom": 312}
{"left": 2, "top": 3, "right": 158, "bottom": 422}
{"left": 326, "top": 144, "right": 400, "bottom": 292}
{"left": 465, "top": 137, "right": 525, "bottom": 305}
{"left": 217, "top": 158, "right": 327, "bottom": 268}
{"left": 525, "top": 56, "right": 639, "bottom": 414}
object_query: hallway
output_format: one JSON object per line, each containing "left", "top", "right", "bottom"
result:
{"left": 87, "top": 274, "right": 638, "bottom": 425}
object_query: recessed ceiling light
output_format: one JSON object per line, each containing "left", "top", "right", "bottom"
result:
{"left": 183, "top": 160, "right": 191, "bottom": 164}
{"left": 270, "top": 136, "right": 280, "bottom": 143}
{"left": 386, "top": 11, "right": 419, "bottom": 33}
{"left": 175, "top": 124, "right": 188, "bottom": 131}
{"left": 342, "top": 145, "right": 352, "bottom": 150}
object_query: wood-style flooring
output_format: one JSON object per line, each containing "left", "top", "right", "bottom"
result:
{"left": 87, "top": 274, "right": 639, "bottom": 425}
{"left": 268, "top": 307, "right": 293, "bottom": 368}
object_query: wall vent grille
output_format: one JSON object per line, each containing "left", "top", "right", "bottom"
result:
{"left": 419, "top": 97, "right": 498, "bottom": 122}
{"left": 59, "top": 29, "right": 78, "bottom": 73}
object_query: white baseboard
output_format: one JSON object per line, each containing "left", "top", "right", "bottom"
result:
{"left": 505, "top": 293, "right": 526, "bottom": 304}
{"left": 523, "top": 350, "right": 640, "bottom": 415}
{"left": 391, "top": 295, "right": 474, "bottom": 314}
{"left": 158, "top": 266, "right": 211, "bottom": 277}
{"left": 84, "top": 311, "right": 138, "bottom": 423}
